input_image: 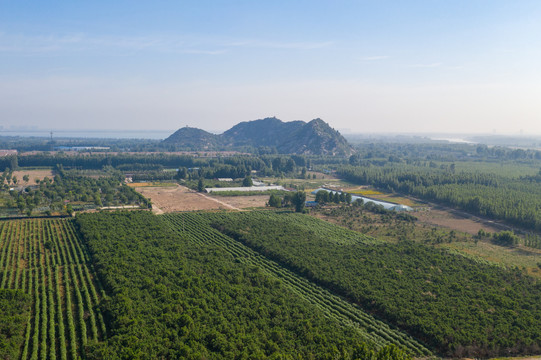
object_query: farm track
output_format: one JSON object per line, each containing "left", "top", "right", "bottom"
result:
{"left": 163, "top": 212, "right": 432, "bottom": 356}
{"left": 0, "top": 218, "right": 107, "bottom": 360}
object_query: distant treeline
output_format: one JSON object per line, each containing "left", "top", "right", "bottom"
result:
{"left": 1, "top": 153, "right": 321, "bottom": 178}
{"left": 339, "top": 164, "right": 541, "bottom": 231}
{"left": 349, "top": 142, "right": 541, "bottom": 163}
{"left": 208, "top": 211, "right": 541, "bottom": 358}
{"left": 0, "top": 136, "right": 159, "bottom": 152}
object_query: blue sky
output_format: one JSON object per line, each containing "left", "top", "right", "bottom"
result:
{"left": 1, "top": 1, "right": 541, "bottom": 135}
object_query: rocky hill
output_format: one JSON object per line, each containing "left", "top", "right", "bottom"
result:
{"left": 163, "top": 117, "right": 354, "bottom": 155}
{"left": 162, "top": 127, "right": 222, "bottom": 150}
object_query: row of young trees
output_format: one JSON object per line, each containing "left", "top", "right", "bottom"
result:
{"left": 208, "top": 211, "right": 541, "bottom": 358}
{"left": 75, "top": 211, "right": 412, "bottom": 359}
{"left": 0, "top": 218, "right": 108, "bottom": 359}
{"left": 315, "top": 190, "right": 353, "bottom": 205}
{"left": 165, "top": 212, "right": 430, "bottom": 356}
{"left": 0, "top": 153, "right": 314, "bottom": 176}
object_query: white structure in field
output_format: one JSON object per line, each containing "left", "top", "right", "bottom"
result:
{"left": 311, "top": 188, "right": 413, "bottom": 211}
{"left": 205, "top": 185, "right": 285, "bottom": 193}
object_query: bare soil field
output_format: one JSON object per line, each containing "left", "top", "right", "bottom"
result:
{"left": 210, "top": 194, "right": 269, "bottom": 209}
{"left": 415, "top": 206, "right": 506, "bottom": 235}
{"left": 134, "top": 184, "right": 239, "bottom": 213}
{"left": 11, "top": 169, "right": 54, "bottom": 184}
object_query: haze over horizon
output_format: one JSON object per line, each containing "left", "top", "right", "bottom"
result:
{"left": 2, "top": 1, "right": 541, "bottom": 135}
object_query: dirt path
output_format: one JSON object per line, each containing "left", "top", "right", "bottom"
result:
{"left": 151, "top": 205, "right": 164, "bottom": 215}
{"left": 133, "top": 184, "right": 239, "bottom": 212}
{"left": 195, "top": 192, "right": 241, "bottom": 211}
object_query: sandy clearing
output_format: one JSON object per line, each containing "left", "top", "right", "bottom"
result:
{"left": 195, "top": 192, "right": 240, "bottom": 211}
{"left": 415, "top": 206, "right": 506, "bottom": 235}
{"left": 134, "top": 184, "right": 235, "bottom": 212}
{"left": 210, "top": 194, "right": 269, "bottom": 209}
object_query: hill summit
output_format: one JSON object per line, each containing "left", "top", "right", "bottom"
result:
{"left": 163, "top": 117, "right": 354, "bottom": 155}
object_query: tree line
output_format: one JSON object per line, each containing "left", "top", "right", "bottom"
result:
{"left": 339, "top": 164, "right": 541, "bottom": 231}
{"left": 209, "top": 211, "right": 541, "bottom": 358}
{"left": 75, "top": 211, "right": 412, "bottom": 359}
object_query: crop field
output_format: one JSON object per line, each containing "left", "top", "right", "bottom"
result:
{"left": 346, "top": 188, "right": 384, "bottom": 196}
{"left": 199, "top": 211, "right": 541, "bottom": 357}
{"left": 0, "top": 218, "right": 106, "bottom": 360}
{"left": 76, "top": 211, "right": 415, "bottom": 358}
{"left": 163, "top": 212, "right": 431, "bottom": 356}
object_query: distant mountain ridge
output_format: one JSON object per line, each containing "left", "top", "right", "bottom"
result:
{"left": 163, "top": 117, "right": 354, "bottom": 155}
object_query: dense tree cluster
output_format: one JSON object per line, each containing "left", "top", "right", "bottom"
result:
{"left": 0, "top": 153, "right": 304, "bottom": 173}
{"left": 315, "top": 190, "right": 352, "bottom": 205}
{"left": 348, "top": 142, "right": 541, "bottom": 164}
{"left": 1, "top": 166, "right": 149, "bottom": 216}
{"left": 75, "top": 211, "right": 409, "bottom": 359}
{"left": 209, "top": 211, "right": 541, "bottom": 358}
{"left": 0, "top": 289, "right": 31, "bottom": 359}
{"left": 339, "top": 164, "right": 541, "bottom": 231}
{"left": 0, "top": 136, "right": 159, "bottom": 152}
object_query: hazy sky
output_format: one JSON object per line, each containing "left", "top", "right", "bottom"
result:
{"left": 1, "top": 1, "right": 541, "bottom": 135}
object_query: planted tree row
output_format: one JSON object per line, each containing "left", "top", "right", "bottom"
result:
{"left": 0, "top": 218, "right": 107, "bottom": 360}
{"left": 204, "top": 211, "right": 541, "bottom": 358}
{"left": 75, "top": 211, "right": 413, "bottom": 359}
{"left": 164, "top": 212, "right": 430, "bottom": 356}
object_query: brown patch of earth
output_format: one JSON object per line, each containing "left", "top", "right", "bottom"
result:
{"left": 210, "top": 195, "right": 269, "bottom": 209}
{"left": 134, "top": 184, "right": 238, "bottom": 213}
{"left": 415, "top": 206, "right": 505, "bottom": 236}
{"left": 11, "top": 169, "right": 54, "bottom": 185}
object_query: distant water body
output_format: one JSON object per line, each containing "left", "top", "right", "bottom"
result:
{"left": 431, "top": 137, "right": 476, "bottom": 144}
{"left": 0, "top": 129, "right": 172, "bottom": 140}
